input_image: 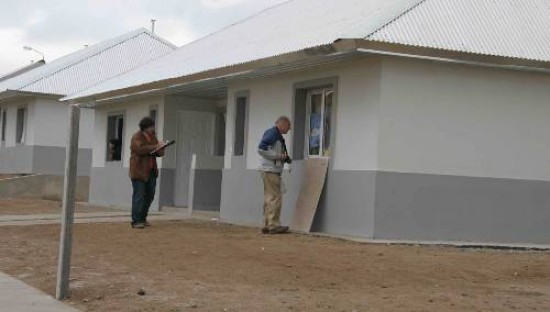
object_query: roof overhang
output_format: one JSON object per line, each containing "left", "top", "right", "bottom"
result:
{"left": 66, "top": 39, "right": 550, "bottom": 107}
{"left": 0, "top": 90, "right": 63, "bottom": 103}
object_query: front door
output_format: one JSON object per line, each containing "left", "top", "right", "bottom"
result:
{"left": 174, "top": 110, "right": 215, "bottom": 207}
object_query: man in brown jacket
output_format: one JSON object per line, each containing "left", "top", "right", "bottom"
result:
{"left": 129, "top": 117, "right": 165, "bottom": 229}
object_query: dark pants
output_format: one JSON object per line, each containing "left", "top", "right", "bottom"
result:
{"left": 131, "top": 171, "right": 157, "bottom": 224}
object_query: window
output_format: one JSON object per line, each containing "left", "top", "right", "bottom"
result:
{"left": 306, "top": 89, "right": 333, "bottom": 157}
{"left": 1, "top": 109, "right": 6, "bottom": 144}
{"left": 15, "top": 107, "right": 26, "bottom": 144}
{"left": 215, "top": 110, "right": 226, "bottom": 156}
{"left": 149, "top": 106, "right": 158, "bottom": 125}
{"left": 106, "top": 114, "right": 124, "bottom": 161}
{"left": 233, "top": 96, "right": 247, "bottom": 156}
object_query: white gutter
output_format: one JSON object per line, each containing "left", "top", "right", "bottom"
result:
{"left": 357, "top": 48, "right": 550, "bottom": 75}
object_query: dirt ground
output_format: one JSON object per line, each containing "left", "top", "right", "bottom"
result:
{"left": 0, "top": 220, "right": 550, "bottom": 312}
{"left": 0, "top": 174, "right": 20, "bottom": 180}
{"left": 0, "top": 198, "right": 115, "bottom": 215}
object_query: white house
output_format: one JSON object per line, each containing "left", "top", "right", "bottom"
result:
{"left": 66, "top": 0, "right": 550, "bottom": 245}
{"left": 0, "top": 28, "right": 176, "bottom": 176}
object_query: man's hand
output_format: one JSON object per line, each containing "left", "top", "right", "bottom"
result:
{"left": 277, "top": 153, "right": 288, "bottom": 161}
{"left": 156, "top": 142, "right": 165, "bottom": 150}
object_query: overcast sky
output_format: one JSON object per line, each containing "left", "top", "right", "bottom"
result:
{"left": 0, "top": 0, "right": 289, "bottom": 75}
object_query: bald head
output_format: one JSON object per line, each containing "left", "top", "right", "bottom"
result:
{"left": 275, "top": 116, "right": 291, "bottom": 134}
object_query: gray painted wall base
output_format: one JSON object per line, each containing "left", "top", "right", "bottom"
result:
{"left": 220, "top": 167, "right": 550, "bottom": 244}
{"left": 159, "top": 168, "right": 176, "bottom": 207}
{"left": 33, "top": 146, "right": 92, "bottom": 176}
{"left": 374, "top": 171, "right": 550, "bottom": 245}
{"left": 0, "top": 175, "right": 89, "bottom": 202}
{"left": 220, "top": 164, "right": 374, "bottom": 237}
{"left": 0, "top": 145, "right": 33, "bottom": 174}
{"left": 89, "top": 166, "right": 160, "bottom": 211}
{"left": 192, "top": 169, "right": 223, "bottom": 212}
{"left": 0, "top": 145, "right": 92, "bottom": 176}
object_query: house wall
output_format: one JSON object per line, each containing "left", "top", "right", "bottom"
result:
{"left": 374, "top": 57, "right": 550, "bottom": 244}
{"left": 89, "top": 96, "right": 165, "bottom": 208}
{"left": 221, "top": 57, "right": 382, "bottom": 237}
{"left": 0, "top": 99, "right": 34, "bottom": 173}
{"left": 0, "top": 98, "right": 93, "bottom": 176}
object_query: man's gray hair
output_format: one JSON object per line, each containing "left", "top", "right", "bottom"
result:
{"left": 275, "top": 116, "right": 291, "bottom": 124}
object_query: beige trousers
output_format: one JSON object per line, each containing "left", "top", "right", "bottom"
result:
{"left": 261, "top": 171, "right": 282, "bottom": 229}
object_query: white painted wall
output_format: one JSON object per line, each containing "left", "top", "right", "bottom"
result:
{"left": 0, "top": 99, "right": 34, "bottom": 147}
{"left": 378, "top": 57, "right": 550, "bottom": 181}
{"left": 92, "top": 96, "right": 165, "bottom": 168}
{"left": 0, "top": 97, "right": 94, "bottom": 149}
{"left": 226, "top": 57, "right": 382, "bottom": 171}
{"left": 32, "top": 98, "right": 94, "bottom": 148}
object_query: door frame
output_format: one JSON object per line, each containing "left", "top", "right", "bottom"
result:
{"left": 173, "top": 109, "right": 216, "bottom": 207}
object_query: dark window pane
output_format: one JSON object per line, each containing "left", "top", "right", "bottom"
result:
{"left": 1, "top": 110, "right": 6, "bottom": 142}
{"left": 16, "top": 108, "right": 25, "bottom": 144}
{"left": 308, "top": 93, "right": 322, "bottom": 156}
{"left": 234, "top": 97, "right": 247, "bottom": 156}
{"left": 323, "top": 91, "right": 333, "bottom": 157}
{"left": 107, "top": 115, "right": 123, "bottom": 161}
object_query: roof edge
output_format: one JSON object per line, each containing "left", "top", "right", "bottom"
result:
{"left": 63, "top": 39, "right": 359, "bottom": 103}
{"left": 17, "top": 28, "right": 177, "bottom": 92}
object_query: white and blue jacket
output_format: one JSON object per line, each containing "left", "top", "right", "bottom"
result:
{"left": 258, "top": 126, "right": 287, "bottom": 173}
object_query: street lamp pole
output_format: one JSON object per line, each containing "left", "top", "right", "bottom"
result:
{"left": 23, "top": 46, "right": 45, "bottom": 61}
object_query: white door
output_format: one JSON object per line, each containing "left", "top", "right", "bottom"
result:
{"left": 174, "top": 111, "right": 215, "bottom": 207}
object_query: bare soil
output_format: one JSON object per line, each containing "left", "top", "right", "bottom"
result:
{"left": 0, "top": 219, "right": 549, "bottom": 311}
{"left": 0, "top": 199, "right": 115, "bottom": 215}
{"left": 0, "top": 174, "right": 20, "bottom": 180}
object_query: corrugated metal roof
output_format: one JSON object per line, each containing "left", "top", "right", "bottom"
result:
{"left": 0, "top": 60, "right": 46, "bottom": 83}
{"left": 368, "top": 0, "right": 550, "bottom": 62}
{"left": 68, "top": 0, "right": 550, "bottom": 102}
{"left": 65, "top": 0, "right": 423, "bottom": 100}
{"left": 0, "top": 28, "right": 176, "bottom": 96}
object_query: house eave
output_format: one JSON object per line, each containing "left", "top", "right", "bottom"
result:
{"left": 0, "top": 90, "right": 63, "bottom": 103}
{"left": 66, "top": 39, "right": 550, "bottom": 106}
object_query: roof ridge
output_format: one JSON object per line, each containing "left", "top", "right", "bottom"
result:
{"left": 18, "top": 28, "right": 174, "bottom": 92}
{"left": 365, "top": 0, "right": 429, "bottom": 39}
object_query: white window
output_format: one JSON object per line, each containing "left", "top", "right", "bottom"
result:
{"left": 15, "top": 107, "right": 26, "bottom": 144}
{"left": 106, "top": 114, "right": 124, "bottom": 162}
{"left": 1, "top": 109, "right": 6, "bottom": 144}
{"left": 306, "top": 89, "right": 333, "bottom": 157}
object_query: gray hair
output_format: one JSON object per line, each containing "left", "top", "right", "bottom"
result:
{"left": 275, "top": 116, "right": 290, "bottom": 125}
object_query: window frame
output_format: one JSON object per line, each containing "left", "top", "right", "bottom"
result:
{"left": 305, "top": 88, "right": 333, "bottom": 158}
{"left": 0, "top": 108, "right": 6, "bottom": 145}
{"left": 233, "top": 92, "right": 249, "bottom": 157}
{"left": 149, "top": 105, "right": 158, "bottom": 126}
{"left": 15, "top": 106, "right": 27, "bottom": 145}
{"left": 105, "top": 111, "right": 125, "bottom": 163}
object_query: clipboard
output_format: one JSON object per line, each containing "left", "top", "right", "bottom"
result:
{"left": 151, "top": 140, "right": 176, "bottom": 156}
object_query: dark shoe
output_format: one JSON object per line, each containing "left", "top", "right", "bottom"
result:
{"left": 143, "top": 221, "right": 152, "bottom": 227}
{"left": 132, "top": 223, "right": 145, "bottom": 229}
{"left": 261, "top": 227, "right": 269, "bottom": 234}
{"left": 268, "top": 226, "right": 289, "bottom": 234}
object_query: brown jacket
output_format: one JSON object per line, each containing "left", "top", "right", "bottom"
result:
{"left": 129, "top": 131, "right": 164, "bottom": 181}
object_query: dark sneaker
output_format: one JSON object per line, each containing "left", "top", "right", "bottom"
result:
{"left": 268, "top": 226, "right": 289, "bottom": 234}
{"left": 261, "top": 227, "right": 269, "bottom": 234}
{"left": 132, "top": 223, "right": 145, "bottom": 229}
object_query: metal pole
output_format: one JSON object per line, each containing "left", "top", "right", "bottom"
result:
{"left": 56, "top": 104, "right": 80, "bottom": 300}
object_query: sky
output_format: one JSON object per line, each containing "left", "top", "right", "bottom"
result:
{"left": 0, "top": 0, "right": 289, "bottom": 75}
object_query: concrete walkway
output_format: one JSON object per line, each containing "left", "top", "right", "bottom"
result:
{"left": 0, "top": 209, "right": 217, "bottom": 227}
{"left": 0, "top": 272, "right": 79, "bottom": 312}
